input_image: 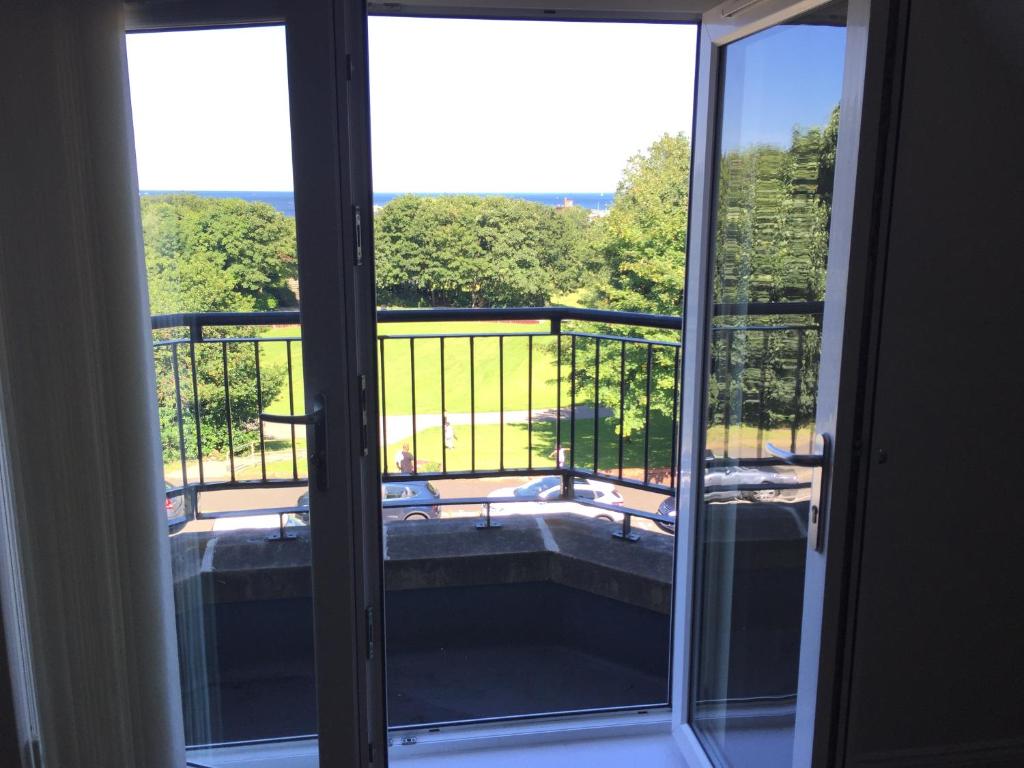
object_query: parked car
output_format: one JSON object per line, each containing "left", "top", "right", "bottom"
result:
{"left": 295, "top": 480, "right": 442, "bottom": 524}
{"left": 165, "top": 481, "right": 185, "bottom": 523}
{"left": 486, "top": 476, "right": 625, "bottom": 520}
{"left": 653, "top": 454, "right": 802, "bottom": 532}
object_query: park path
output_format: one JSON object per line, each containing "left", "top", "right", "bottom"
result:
{"left": 376, "top": 404, "right": 613, "bottom": 446}
{"left": 262, "top": 404, "right": 613, "bottom": 445}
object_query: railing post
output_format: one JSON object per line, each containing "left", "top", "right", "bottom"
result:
{"left": 613, "top": 510, "right": 640, "bottom": 542}
{"left": 267, "top": 511, "right": 297, "bottom": 542}
{"left": 561, "top": 470, "right": 574, "bottom": 501}
{"left": 186, "top": 484, "right": 199, "bottom": 522}
{"left": 475, "top": 501, "right": 502, "bottom": 529}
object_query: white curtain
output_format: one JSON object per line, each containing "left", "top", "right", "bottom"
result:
{"left": 0, "top": 1, "right": 185, "bottom": 765}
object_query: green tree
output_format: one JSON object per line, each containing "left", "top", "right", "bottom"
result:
{"left": 573, "top": 134, "right": 691, "bottom": 439}
{"left": 374, "top": 194, "right": 591, "bottom": 308}
{"left": 575, "top": 112, "right": 838, "bottom": 446}
{"left": 142, "top": 194, "right": 297, "bottom": 314}
{"left": 143, "top": 195, "right": 295, "bottom": 462}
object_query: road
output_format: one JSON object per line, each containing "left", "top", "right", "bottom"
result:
{"left": 184, "top": 471, "right": 672, "bottom": 534}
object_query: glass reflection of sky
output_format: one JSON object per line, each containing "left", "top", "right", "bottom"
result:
{"left": 720, "top": 24, "right": 846, "bottom": 152}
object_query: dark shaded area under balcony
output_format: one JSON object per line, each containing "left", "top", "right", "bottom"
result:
{"left": 169, "top": 505, "right": 806, "bottom": 745}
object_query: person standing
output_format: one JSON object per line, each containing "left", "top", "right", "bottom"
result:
{"left": 444, "top": 417, "right": 457, "bottom": 450}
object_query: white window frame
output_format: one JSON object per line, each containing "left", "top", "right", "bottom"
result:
{"left": 671, "top": 2, "right": 897, "bottom": 767}
{"left": 119, "top": 1, "right": 901, "bottom": 766}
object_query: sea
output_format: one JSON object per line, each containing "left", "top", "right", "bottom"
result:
{"left": 140, "top": 190, "right": 615, "bottom": 218}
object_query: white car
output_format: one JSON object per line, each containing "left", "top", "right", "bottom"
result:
{"left": 486, "top": 476, "right": 625, "bottom": 520}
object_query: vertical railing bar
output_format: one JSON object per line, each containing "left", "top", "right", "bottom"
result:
{"left": 499, "top": 335, "right": 505, "bottom": 471}
{"left": 379, "top": 337, "right": 388, "bottom": 471}
{"left": 555, "top": 333, "right": 562, "bottom": 468}
{"left": 221, "top": 341, "right": 235, "bottom": 482}
{"left": 593, "top": 338, "right": 601, "bottom": 473}
{"left": 171, "top": 343, "right": 188, "bottom": 488}
{"left": 723, "top": 328, "right": 733, "bottom": 460}
{"left": 669, "top": 345, "right": 681, "bottom": 489}
{"left": 189, "top": 333, "right": 204, "bottom": 485}
{"left": 470, "top": 336, "right": 476, "bottom": 473}
{"left": 410, "top": 337, "right": 417, "bottom": 474}
{"left": 254, "top": 340, "right": 267, "bottom": 482}
{"left": 791, "top": 329, "right": 805, "bottom": 453}
{"left": 527, "top": 336, "right": 533, "bottom": 470}
{"left": 758, "top": 331, "right": 769, "bottom": 459}
{"left": 440, "top": 337, "right": 447, "bottom": 475}
{"left": 287, "top": 340, "right": 298, "bottom": 481}
{"left": 618, "top": 340, "right": 626, "bottom": 480}
{"left": 569, "top": 335, "right": 577, "bottom": 470}
{"left": 643, "top": 343, "right": 653, "bottom": 485}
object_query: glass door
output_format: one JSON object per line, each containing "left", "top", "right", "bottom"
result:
{"left": 125, "top": 1, "right": 383, "bottom": 765}
{"left": 674, "top": 1, "right": 876, "bottom": 766}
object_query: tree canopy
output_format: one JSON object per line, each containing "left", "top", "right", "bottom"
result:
{"left": 141, "top": 194, "right": 297, "bottom": 314}
{"left": 374, "top": 194, "right": 593, "bottom": 308}
{"left": 143, "top": 195, "right": 296, "bottom": 462}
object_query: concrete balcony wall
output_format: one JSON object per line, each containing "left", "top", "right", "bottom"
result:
{"left": 167, "top": 506, "right": 806, "bottom": 743}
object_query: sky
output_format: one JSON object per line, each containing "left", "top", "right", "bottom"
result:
{"left": 719, "top": 23, "right": 847, "bottom": 152}
{"left": 126, "top": 20, "right": 697, "bottom": 193}
{"left": 125, "top": 18, "right": 845, "bottom": 194}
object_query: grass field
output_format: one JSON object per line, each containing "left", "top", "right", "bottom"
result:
{"left": 384, "top": 412, "right": 678, "bottom": 476}
{"left": 258, "top": 319, "right": 572, "bottom": 418}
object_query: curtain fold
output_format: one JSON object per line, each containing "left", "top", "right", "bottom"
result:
{"left": 0, "top": 1, "right": 185, "bottom": 765}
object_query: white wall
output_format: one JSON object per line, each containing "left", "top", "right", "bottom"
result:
{"left": 842, "top": 1, "right": 1024, "bottom": 765}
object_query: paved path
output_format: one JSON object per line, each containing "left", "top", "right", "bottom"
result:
{"left": 377, "top": 405, "right": 613, "bottom": 446}
{"left": 264, "top": 406, "right": 613, "bottom": 445}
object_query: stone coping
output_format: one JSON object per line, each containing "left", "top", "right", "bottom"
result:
{"left": 170, "top": 513, "right": 676, "bottom": 614}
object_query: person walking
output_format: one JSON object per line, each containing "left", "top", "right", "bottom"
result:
{"left": 443, "top": 416, "right": 457, "bottom": 450}
{"left": 549, "top": 443, "right": 567, "bottom": 468}
{"left": 395, "top": 443, "right": 415, "bottom": 474}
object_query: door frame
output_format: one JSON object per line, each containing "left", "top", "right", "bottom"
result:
{"left": 671, "top": 1, "right": 899, "bottom": 766}
{"left": 125, "top": 2, "right": 385, "bottom": 765}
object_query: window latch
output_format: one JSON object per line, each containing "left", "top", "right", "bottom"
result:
{"left": 358, "top": 374, "right": 369, "bottom": 457}
{"left": 353, "top": 205, "right": 363, "bottom": 266}
{"left": 260, "top": 394, "right": 328, "bottom": 491}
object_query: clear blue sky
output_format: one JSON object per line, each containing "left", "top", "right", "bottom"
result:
{"left": 719, "top": 23, "right": 846, "bottom": 152}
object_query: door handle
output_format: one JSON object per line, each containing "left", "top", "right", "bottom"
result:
{"left": 767, "top": 434, "right": 831, "bottom": 553}
{"left": 260, "top": 394, "right": 328, "bottom": 492}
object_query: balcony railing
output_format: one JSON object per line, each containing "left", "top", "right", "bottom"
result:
{"left": 153, "top": 303, "right": 821, "bottom": 536}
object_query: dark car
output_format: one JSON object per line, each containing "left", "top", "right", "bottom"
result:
{"left": 295, "top": 481, "right": 441, "bottom": 524}
{"left": 165, "top": 481, "right": 185, "bottom": 523}
{"left": 654, "top": 454, "right": 802, "bottom": 533}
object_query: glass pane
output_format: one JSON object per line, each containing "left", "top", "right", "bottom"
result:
{"left": 368, "top": 16, "right": 697, "bottom": 729}
{"left": 690, "top": 3, "right": 848, "bottom": 766}
{"left": 127, "top": 27, "right": 316, "bottom": 753}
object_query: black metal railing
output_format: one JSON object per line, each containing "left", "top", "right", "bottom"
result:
{"left": 154, "top": 303, "right": 821, "bottom": 537}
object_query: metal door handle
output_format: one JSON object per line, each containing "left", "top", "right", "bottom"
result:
{"left": 765, "top": 441, "right": 827, "bottom": 467}
{"left": 260, "top": 394, "right": 328, "bottom": 492}
{"left": 768, "top": 434, "right": 831, "bottom": 553}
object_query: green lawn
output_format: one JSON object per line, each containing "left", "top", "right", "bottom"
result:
{"left": 377, "top": 319, "right": 571, "bottom": 417}
{"left": 385, "top": 412, "right": 678, "bottom": 476}
{"left": 257, "top": 319, "right": 572, "bottom": 418}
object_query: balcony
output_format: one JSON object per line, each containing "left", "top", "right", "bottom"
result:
{"left": 154, "top": 305, "right": 818, "bottom": 745}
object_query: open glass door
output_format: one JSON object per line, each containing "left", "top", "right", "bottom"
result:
{"left": 125, "top": 1, "right": 384, "bottom": 765}
{"left": 674, "top": 1, "right": 877, "bottom": 766}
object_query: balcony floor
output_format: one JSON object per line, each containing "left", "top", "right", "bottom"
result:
{"left": 388, "top": 642, "right": 666, "bottom": 726}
